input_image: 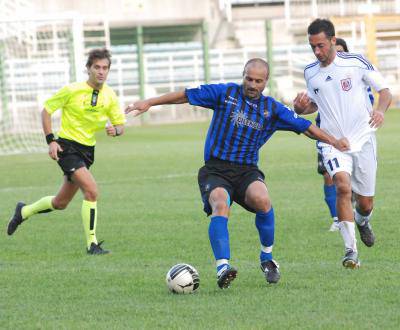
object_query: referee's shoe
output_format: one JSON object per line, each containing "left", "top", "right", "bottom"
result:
{"left": 7, "top": 202, "right": 26, "bottom": 235}
{"left": 87, "top": 241, "right": 110, "bottom": 255}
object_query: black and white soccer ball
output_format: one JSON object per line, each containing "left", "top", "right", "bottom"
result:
{"left": 166, "top": 263, "right": 200, "bottom": 294}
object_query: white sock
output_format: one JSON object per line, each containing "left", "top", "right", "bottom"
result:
{"left": 339, "top": 221, "right": 357, "bottom": 252}
{"left": 216, "top": 260, "right": 230, "bottom": 277}
{"left": 354, "top": 209, "right": 372, "bottom": 226}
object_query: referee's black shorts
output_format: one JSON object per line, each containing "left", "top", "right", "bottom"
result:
{"left": 198, "top": 157, "right": 266, "bottom": 216}
{"left": 56, "top": 138, "right": 95, "bottom": 181}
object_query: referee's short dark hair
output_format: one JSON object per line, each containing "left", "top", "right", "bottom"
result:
{"left": 308, "top": 19, "right": 335, "bottom": 38}
{"left": 86, "top": 48, "right": 112, "bottom": 68}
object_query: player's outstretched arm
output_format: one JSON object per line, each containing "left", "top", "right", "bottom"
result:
{"left": 304, "top": 124, "right": 350, "bottom": 152}
{"left": 293, "top": 92, "right": 318, "bottom": 115}
{"left": 41, "top": 108, "right": 63, "bottom": 161}
{"left": 125, "top": 90, "right": 188, "bottom": 116}
{"left": 369, "top": 88, "right": 392, "bottom": 128}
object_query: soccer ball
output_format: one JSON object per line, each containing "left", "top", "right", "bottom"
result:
{"left": 166, "top": 263, "right": 200, "bottom": 294}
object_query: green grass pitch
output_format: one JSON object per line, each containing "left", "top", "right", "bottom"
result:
{"left": 1, "top": 110, "right": 399, "bottom": 329}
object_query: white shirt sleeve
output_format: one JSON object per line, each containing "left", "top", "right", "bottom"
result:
{"left": 362, "top": 67, "right": 389, "bottom": 92}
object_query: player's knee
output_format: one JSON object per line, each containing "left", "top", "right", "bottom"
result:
{"left": 251, "top": 195, "right": 271, "bottom": 212}
{"left": 52, "top": 198, "right": 69, "bottom": 210}
{"left": 335, "top": 182, "right": 351, "bottom": 197}
{"left": 83, "top": 188, "right": 98, "bottom": 202}
{"left": 212, "top": 200, "right": 229, "bottom": 215}
{"left": 209, "top": 188, "right": 230, "bottom": 215}
{"left": 357, "top": 198, "right": 374, "bottom": 215}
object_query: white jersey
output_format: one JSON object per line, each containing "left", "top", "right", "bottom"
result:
{"left": 305, "top": 52, "right": 388, "bottom": 152}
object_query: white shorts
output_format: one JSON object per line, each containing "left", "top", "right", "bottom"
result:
{"left": 321, "top": 135, "right": 377, "bottom": 197}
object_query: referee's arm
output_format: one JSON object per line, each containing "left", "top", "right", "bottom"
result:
{"left": 41, "top": 108, "right": 53, "bottom": 137}
{"left": 41, "top": 108, "right": 62, "bottom": 160}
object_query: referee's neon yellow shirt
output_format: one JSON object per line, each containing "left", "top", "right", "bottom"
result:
{"left": 44, "top": 82, "right": 125, "bottom": 146}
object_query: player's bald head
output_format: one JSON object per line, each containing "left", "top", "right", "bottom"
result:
{"left": 243, "top": 58, "right": 269, "bottom": 79}
{"left": 242, "top": 58, "right": 269, "bottom": 99}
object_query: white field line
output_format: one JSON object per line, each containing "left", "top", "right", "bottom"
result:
{"left": 0, "top": 172, "right": 197, "bottom": 193}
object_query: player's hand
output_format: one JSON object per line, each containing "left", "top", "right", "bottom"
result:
{"left": 369, "top": 110, "right": 384, "bottom": 129}
{"left": 125, "top": 100, "right": 151, "bottom": 116}
{"left": 48, "top": 141, "right": 63, "bottom": 161}
{"left": 334, "top": 137, "right": 350, "bottom": 152}
{"left": 293, "top": 92, "right": 310, "bottom": 114}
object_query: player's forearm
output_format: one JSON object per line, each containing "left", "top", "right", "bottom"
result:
{"left": 148, "top": 91, "right": 188, "bottom": 106}
{"left": 376, "top": 88, "right": 392, "bottom": 113}
{"left": 305, "top": 124, "right": 336, "bottom": 145}
{"left": 41, "top": 108, "right": 53, "bottom": 135}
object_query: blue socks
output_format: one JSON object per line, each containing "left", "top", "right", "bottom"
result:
{"left": 255, "top": 208, "right": 275, "bottom": 263}
{"left": 324, "top": 184, "right": 337, "bottom": 218}
{"left": 210, "top": 209, "right": 275, "bottom": 274}
{"left": 209, "top": 216, "right": 230, "bottom": 275}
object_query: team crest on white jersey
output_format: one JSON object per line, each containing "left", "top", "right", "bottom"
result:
{"left": 340, "top": 78, "right": 352, "bottom": 91}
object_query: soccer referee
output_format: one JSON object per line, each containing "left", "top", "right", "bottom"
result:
{"left": 125, "top": 58, "right": 350, "bottom": 288}
{"left": 7, "top": 48, "right": 125, "bottom": 255}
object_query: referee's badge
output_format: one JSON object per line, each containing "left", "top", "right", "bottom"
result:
{"left": 340, "top": 78, "right": 352, "bottom": 91}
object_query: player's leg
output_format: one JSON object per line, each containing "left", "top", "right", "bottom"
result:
{"left": 7, "top": 176, "right": 78, "bottom": 236}
{"left": 318, "top": 152, "right": 338, "bottom": 230}
{"left": 353, "top": 194, "right": 375, "bottom": 247}
{"left": 198, "top": 164, "right": 236, "bottom": 288}
{"left": 241, "top": 171, "right": 280, "bottom": 284}
{"left": 322, "top": 147, "right": 359, "bottom": 268}
{"left": 71, "top": 167, "right": 108, "bottom": 255}
{"left": 51, "top": 176, "right": 80, "bottom": 210}
{"left": 351, "top": 137, "right": 377, "bottom": 247}
{"left": 208, "top": 187, "right": 237, "bottom": 286}
{"left": 323, "top": 172, "right": 339, "bottom": 231}
{"left": 245, "top": 181, "right": 273, "bottom": 263}
{"left": 333, "top": 171, "right": 359, "bottom": 268}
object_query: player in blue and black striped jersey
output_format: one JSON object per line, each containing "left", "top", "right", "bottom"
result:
{"left": 126, "top": 58, "right": 349, "bottom": 289}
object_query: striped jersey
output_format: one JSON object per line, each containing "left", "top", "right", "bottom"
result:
{"left": 185, "top": 83, "right": 311, "bottom": 165}
{"left": 305, "top": 52, "right": 388, "bottom": 152}
{"left": 44, "top": 82, "right": 125, "bottom": 146}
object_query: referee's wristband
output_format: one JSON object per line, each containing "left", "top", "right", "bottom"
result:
{"left": 115, "top": 127, "right": 122, "bottom": 136}
{"left": 46, "top": 133, "right": 56, "bottom": 145}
